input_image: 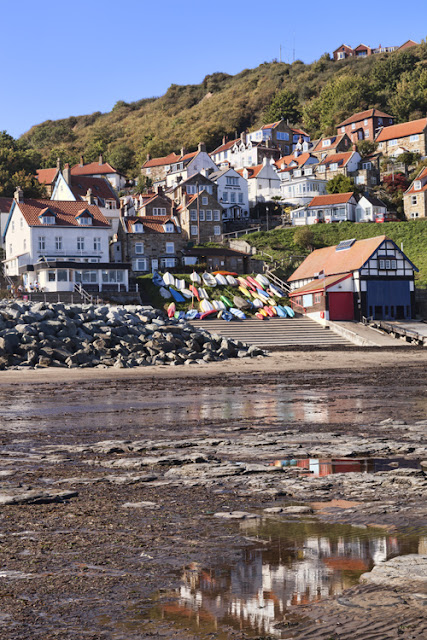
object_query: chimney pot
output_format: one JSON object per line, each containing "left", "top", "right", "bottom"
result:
{"left": 156, "top": 185, "right": 163, "bottom": 195}
{"left": 222, "top": 136, "right": 226, "bottom": 145}
{"left": 80, "top": 155, "right": 84, "bottom": 167}
{"left": 63, "top": 163, "right": 71, "bottom": 186}
{"left": 99, "top": 154, "right": 103, "bottom": 165}
{"left": 180, "top": 147, "right": 186, "bottom": 157}
{"left": 56, "top": 157, "right": 61, "bottom": 171}
{"left": 240, "top": 131, "right": 247, "bottom": 144}
{"left": 146, "top": 153, "right": 151, "bottom": 162}
{"left": 14, "top": 186, "right": 24, "bottom": 203}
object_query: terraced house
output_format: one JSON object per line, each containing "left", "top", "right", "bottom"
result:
{"left": 375, "top": 118, "right": 427, "bottom": 157}
{"left": 403, "top": 166, "right": 427, "bottom": 219}
{"left": 336, "top": 109, "right": 395, "bottom": 142}
{"left": 170, "top": 173, "right": 223, "bottom": 242}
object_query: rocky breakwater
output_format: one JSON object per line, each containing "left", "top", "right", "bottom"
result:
{"left": 0, "top": 301, "right": 265, "bottom": 370}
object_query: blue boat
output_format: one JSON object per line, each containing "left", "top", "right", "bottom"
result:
{"left": 169, "top": 287, "right": 185, "bottom": 303}
{"left": 221, "top": 311, "right": 233, "bottom": 322}
{"left": 185, "top": 309, "right": 199, "bottom": 320}
{"left": 152, "top": 271, "right": 164, "bottom": 287}
{"left": 284, "top": 305, "right": 295, "bottom": 318}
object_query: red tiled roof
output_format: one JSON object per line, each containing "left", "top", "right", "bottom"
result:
{"left": 276, "top": 152, "right": 314, "bottom": 170}
{"left": 376, "top": 118, "right": 427, "bottom": 142}
{"left": 142, "top": 152, "right": 180, "bottom": 168}
{"left": 307, "top": 192, "right": 355, "bottom": 207}
{"left": 15, "top": 199, "right": 109, "bottom": 228}
{"left": 36, "top": 168, "right": 59, "bottom": 186}
{"left": 211, "top": 139, "right": 238, "bottom": 155}
{"left": 70, "top": 176, "right": 119, "bottom": 205}
{"left": 318, "top": 151, "right": 354, "bottom": 167}
{"left": 261, "top": 121, "right": 281, "bottom": 130}
{"left": 237, "top": 164, "right": 264, "bottom": 179}
{"left": 124, "top": 215, "right": 176, "bottom": 233}
{"left": 0, "top": 197, "right": 13, "bottom": 212}
{"left": 311, "top": 134, "right": 347, "bottom": 152}
{"left": 338, "top": 109, "right": 393, "bottom": 127}
{"left": 71, "top": 161, "right": 123, "bottom": 177}
{"left": 289, "top": 273, "right": 352, "bottom": 296}
{"left": 288, "top": 236, "right": 387, "bottom": 282}
{"left": 405, "top": 166, "right": 427, "bottom": 194}
{"left": 291, "top": 127, "right": 309, "bottom": 137}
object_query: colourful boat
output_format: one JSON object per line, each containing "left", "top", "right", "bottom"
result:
{"left": 189, "top": 285, "right": 200, "bottom": 301}
{"left": 167, "top": 302, "right": 176, "bottom": 318}
{"left": 220, "top": 295, "right": 233, "bottom": 308}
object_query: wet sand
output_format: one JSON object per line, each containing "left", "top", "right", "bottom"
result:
{"left": 0, "top": 350, "right": 426, "bottom": 640}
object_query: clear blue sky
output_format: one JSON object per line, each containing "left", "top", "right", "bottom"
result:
{"left": 1, "top": 0, "right": 426, "bottom": 138}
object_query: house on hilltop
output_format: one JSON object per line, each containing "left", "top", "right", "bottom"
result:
{"left": 288, "top": 236, "right": 418, "bottom": 322}
{"left": 71, "top": 155, "right": 126, "bottom": 191}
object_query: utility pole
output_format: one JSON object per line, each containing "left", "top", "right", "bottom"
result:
{"left": 279, "top": 44, "right": 282, "bottom": 63}
{"left": 266, "top": 205, "right": 269, "bottom": 232}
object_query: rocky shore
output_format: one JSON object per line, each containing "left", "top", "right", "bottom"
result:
{"left": 0, "top": 301, "right": 265, "bottom": 369}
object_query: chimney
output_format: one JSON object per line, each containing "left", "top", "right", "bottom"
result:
{"left": 56, "top": 157, "right": 61, "bottom": 171}
{"left": 63, "top": 163, "right": 71, "bottom": 185}
{"left": 180, "top": 147, "right": 186, "bottom": 157}
{"left": 240, "top": 131, "right": 247, "bottom": 144}
{"left": 79, "top": 155, "right": 84, "bottom": 167}
{"left": 352, "top": 143, "right": 357, "bottom": 151}
{"left": 262, "top": 157, "right": 268, "bottom": 166}
{"left": 14, "top": 186, "right": 24, "bottom": 203}
{"left": 146, "top": 153, "right": 151, "bottom": 162}
{"left": 222, "top": 136, "right": 226, "bottom": 145}
{"left": 99, "top": 154, "right": 103, "bottom": 165}
{"left": 156, "top": 185, "right": 163, "bottom": 195}
{"left": 198, "top": 142, "right": 206, "bottom": 153}
{"left": 85, "top": 188, "right": 95, "bottom": 205}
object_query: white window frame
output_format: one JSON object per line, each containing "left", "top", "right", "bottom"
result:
{"left": 134, "top": 258, "right": 148, "bottom": 271}
{"left": 213, "top": 210, "right": 221, "bottom": 221}
{"left": 213, "top": 225, "right": 221, "bottom": 236}
{"left": 190, "top": 225, "right": 198, "bottom": 236}
{"left": 38, "top": 236, "right": 46, "bottom": 251}
{"left": 165, "top": 242, "right": 175, "bottom": 254}
{"left": 190, "top": 210, "right": 197, "bottom": 221}
{"left": 410, "top": 134, "right": 419, "bottom": 142}
{"left": 199, "top": 210, "right": 205, "bottom": 221}
{"left": 135, "top": 242, "right": 144, "bottom": 254}
{"left": 202, "top": 196, "right": 208, "bottom": 205}
{"left": 55, "top": 236, "right": 62, "bottom": 251}
{"left": 206, "top": 210, "right": 213, "bottom": 221}
{"left": 77, "top": 237, "right": 85, "bottom": 251}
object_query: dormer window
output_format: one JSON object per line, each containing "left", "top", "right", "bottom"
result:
{"left": 164, "top": 223, "right": 174, "bottom": 233}
{"left": 76, "top": 209, "right": 93, "bottom": 225}
{"left": 330, "top": 163, "right": 338, "bottom": 171}
{"left": 414, "top": 180, "right": 422, "bottom": 191}
{"left": 322, "top": 139, "right": 331, "bottom": 147}
{"left": 133, "top": 223, "right": 144, "bottom": 233}
{"left": 38, "top": 208, "right": 56, "bottom": 225}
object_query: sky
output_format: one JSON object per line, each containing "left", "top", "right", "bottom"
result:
{"left": 1, "top": 0, "right": 426, "bottom": 138}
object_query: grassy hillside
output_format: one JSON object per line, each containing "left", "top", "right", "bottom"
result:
{"left": 20, "top": 43, "right": 427, "bottom": 176}
{"left": 245, "top": 221, "right": 427, "bottom": 287}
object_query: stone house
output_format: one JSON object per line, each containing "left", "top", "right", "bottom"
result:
{"left": 403, "top": 166, "right": 427, "bottom": 219}
{"left": 310, "top": 134, "right": 352, "bottom": 160}
{"left": 352, "top": 153, "right": 381, "bottom": 188}
{"left": 164, "top": 143, "right": 218, "bottom": 189}
{"left": 176, "top": 191, "right": 223, "bottom": 243}
{"left": 117, "top": 215, "right": 184, "bottom": 273}
{"left": 375, "top": 118, "right": 427, "bottom": 157}
{"left": 337, "top": 109, "right": 395, "bottom": 142}
{"left": 141, "top": 152, "right": 180, "bottom": 184}
{"left": 315, "top": 150, "right": 361, "bottom": 181}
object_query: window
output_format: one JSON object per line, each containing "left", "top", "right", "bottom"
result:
{"left": 230, "top": 192, "right": 236, "bottom": 203}
{"left": 104, "top": 201, "right": 116, "bottom": 209}
{"left": 133, "top": 223, "right": 143, "bottom": 232}
{"left": 389, "top": 139, "right": 398, "bottom": 146}
{"left": 205, "top": 185, "right": 213, "bottom": 194}
{"left": 330, "top": 163, "right": 338, "bottom": 171}
{"left": 213, "top": 210, "right": 220, "bottom": 221}
{"left": 134, "top": 258, "right": 148, "bottom": 271}
{"left": 166, "top": 242, "right": 174, "bottom": 254}
{"left": 314, "top": 293, "right": 322, "bottom": 304}
{"left": 186, "top": 185, "right": 197, "bottom": 194}
{"left": 20, "top": 218, "right": 23, "bottom": 229}
{"left": 364, "top": 130, "right": 369, "bottom": 138}
{"left": 351, "top": 123, "right": 356, "bottom": 130}
{"left": 238, "top": 193, "right": 243, "bottom": 204}
{"left": 40, "top": 215, "right": 56, "bottom": 225}
{"left": 199, "top": 210, "right": 205, "bottom": 221}
{"left": 317, "top": 165, "right": 326, "bottom": 173}
{"left": 206, "top": 210, "right": 213, "bottom": 221}
{"left": 23, "top": 239, "right": 27, "bottom": 251}
{"left": 410, "top": 134, "right": 419, "bottom": 142}
{"left": 362, "top": 162, "right": 372, "bottom": 170}
{"left": 411, "top": 195, "right": 417, "bottom": 205}
{"left": 48, "top": 271, "right": 56, "bottom": 282}
{"left": 161, "top": 258, "right": 176, "bottom": 269}
{"left": 9, "top": 244, "right": 12, "bottom": 254}
{"left": 322, "top": 139, "right": 331, "bottom": 147}
{"left": 214, "top": 225, "right": 221, "bottom": 236}
{"left": 77, "top": 237, "right": 85, "bottom": 251}
{"left": 202, "top": 196, "right": 208, "bottom": 205}
{"left": 152, "top": 207, "right": 167, "bottom": 215}
{"left": 57, "top": 270, "right": 68, "bottom": 282}
{"left": 364, "top": 119, "right": 368, "bottom": 125}
{"left": 163, "top": 223, "right": 174, "bottom": 232}
{"left": 135, "top": 242, "right": 144, "bottom": 254}
{"left": 378, "top": 118, "right": 383, "bottom": 125}
{"left": 276, "top": 132, "right": 289, "bottom": 141}
{"left": 226, "top": 176, "right": 239, "bottom": 186}
{"left": 389, "top": 118, "right": 393, "bottom": 124}
{"left": 190, "top": 225, "right": 198, "bottom": 236}
{"left": 222, "top": 192, "right": 228, "bottom": 202}
{"left": 102, "top": 270, "right": 123, "bottom": 283}
{"left": 379, "top": 258, "right": 397, "bottom": 270}
{"left": 38, "top": 236, "right": 46, "bottom": 251}
{"left": 81, "top": 270, "right": 97, "bottom": 283}
{"left": 337, "top": 51, "right": 345, "bottom": 60}
{"left": 190, "top": 210, "right": 197, "bottom": 221}
{"left": 78, "top": 216, "right": 92, "bottom": 225}
{"left": 94, "top": 237, "right": 101, "bottom": 251}
{"left": 11, "top": 221, "right": 15, "bottom": 232}
{"left": 411, "top": 212, "right": 419, "bottom": 218}
{"left": 55, "top": 236, "right": 62, "bottom": 250}
{"left": 414, "top": 181, "right": 422, "bottom": 190}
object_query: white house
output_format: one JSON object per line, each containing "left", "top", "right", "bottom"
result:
{"left": 0, "top": 197, "right": 13, "bottom": 248}
{"left": 280, "top": 172, "right": 327, "bottom": 206}
{"left": 51, "top": 165, "right": 121, "bottom": 234}
{"left": 237, "top": 158, "right": 281, "bottom": 207}
{"left": 164, "top": 143, "right": 218, "bottom": 189}
{"left": 208, "top": 167, "right": 249, "bottom": 220}
{"left": 71, "top": 155, "right": 126, "bottom": 191}
{"left": 290, "top": 192, "right": 358, "bottom": 225}
{"left": 3, "top": 189, "right": 129, "bottom": 293}
{"left": 355, "top": 194, "right": 388, "bottom": 222}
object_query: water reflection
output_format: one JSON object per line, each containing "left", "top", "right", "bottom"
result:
{"left": 270, "top": 457, "right": 420, "bottom": 476}
{"left": 148, "top": 519, "right": 425, "bottom": 638}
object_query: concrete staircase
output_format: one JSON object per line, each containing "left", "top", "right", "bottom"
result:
{"left": 193, "top": 316, "right": 352, "bottom": 348}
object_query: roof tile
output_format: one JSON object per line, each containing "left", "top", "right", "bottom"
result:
{"left": 376, "top": 118, "right": 427, "bottom": 142}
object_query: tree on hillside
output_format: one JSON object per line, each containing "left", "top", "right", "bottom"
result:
{"left": 263, "top": 90, "right": 301, "bottom": 124}
{"left": 108, "top": 143, "right": 135, "bottom": 176}
{"left": 326, "top": 174, "right": 357, "bottom": 194}
{"left": 294, "top": 227, "right": 315, "bottom": 251}
{"left": 357, "top": 140, "right": 377, "bottom": 157}
{"left": 0, "top": 131, "right": 44, "bottom": 197}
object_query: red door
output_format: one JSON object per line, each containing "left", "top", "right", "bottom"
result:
{"left": 328, "top": 292, "right": 354, "bottom": 320}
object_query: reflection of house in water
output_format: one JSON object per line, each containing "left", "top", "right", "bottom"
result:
{"left": 158, "top": 527, "right": 409, "bottom": 637}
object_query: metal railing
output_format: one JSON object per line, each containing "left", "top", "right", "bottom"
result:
{"left": 222, "top": 226, "right": 261, "bottom": 239}
{"left": 264, "top": 269, "right": 291, "bottom": 293}
{"left": 74, "top": 283, "right": 93, "bottom": 304}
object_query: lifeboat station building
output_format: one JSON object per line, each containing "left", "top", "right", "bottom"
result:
{"left": 288, "top": 235, "right": 418, "bottom": 322}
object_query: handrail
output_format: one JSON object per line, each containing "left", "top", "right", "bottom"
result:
{"left": 222, "top": 226, "right": 261, "bottom": 239}
{"left": 74, "top": 283, "right": 93, "bottom": 304}
{"left": 264, "top": 269, "right": 291, "bottom": 293}
{"left": 290, "top": 299, "right": 306, "bottom": 313}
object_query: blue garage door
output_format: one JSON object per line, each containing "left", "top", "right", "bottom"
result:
{"left": 366, "top": 280, "right": 411, "bottom": 320}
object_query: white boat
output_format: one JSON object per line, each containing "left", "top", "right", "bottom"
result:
{"left": 159, "top": 287, "right": 172, "bottom": 299}
{"left": 181, "top": 288, "right": 193, "bottom": 299}
{"left": 174, "top": 278, "right": 185, "bottom": 290}
{"left": 215, "top": 274, "right": 228, "bottom": 286}
{"left": 252, "top": 298, "right": 263, "bottom": 308}
{"left": 163, "top": 272, "right": 175, "bottom": 286}
{"left": 202, "top": 272, "right": 217, "bottom": 287}
{"left": 199, "top": 287, "right": 209, "bottom": 300}
{"left": 200, "top": 299, "right": 214, "bottom": 312}
{"left": 225, "top": 275, "right": 238, "bottom": 286}
{"left": 190, "top": 271, "right": 201, "bottom": 284}
{"left": 255, "top": 274, "right": 270, "bottom": 287}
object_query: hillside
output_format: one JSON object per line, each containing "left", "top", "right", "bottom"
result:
{"left": 245, "top": 221, "right": 427, "bottom": 287}
{"left": 20, "top": 42, "right": 427, "bottom": 177}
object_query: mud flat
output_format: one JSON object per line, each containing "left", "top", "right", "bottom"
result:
{"left": 0, "top": 351, "right": 426, "bottom": 639}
